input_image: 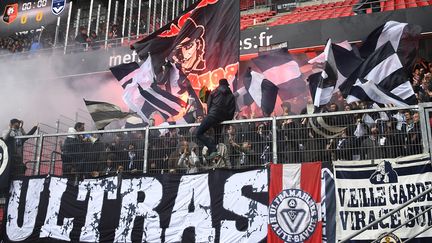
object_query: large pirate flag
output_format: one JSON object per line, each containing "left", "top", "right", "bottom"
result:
{"left": 132, "top": 0, "right": 239, "bottom": 93}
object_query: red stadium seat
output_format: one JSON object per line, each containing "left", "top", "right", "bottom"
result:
{"left": 240, "top": 10, "right": 278, "bottom": 29}
{"left": 406, "top": 0, "right": 418, "bottom": 7}
{"left": 259, "top": 0, "right": 430, "bottom": 29}
{"left": 416, "top": 0, "right": 429, "bottom": 5}
{"left": 383, "top": 0, "right": 395, "bottom": 11}
{"left": 395, "top": 0, "right": 407, "bottom": 9}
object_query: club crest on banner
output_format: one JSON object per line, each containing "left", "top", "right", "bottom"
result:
{"left": 2, "top": 4, "right": 18, "bottom": 24}
{"left": 0, "top": 140, "right": 9, "bottom": 176}
{"left": 377, "top": 233, "right": 402, "bottom": 243}
{"left": 269, "top": 189, "right": 319, "bottom": 243}
{"left": 369, "top": 160, "right": 398, "bottom": 184}
{"left": 51, "top": 0, "right": 66, "bottom": 15}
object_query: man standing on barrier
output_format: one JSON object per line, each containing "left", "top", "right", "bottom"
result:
{"left": 196, "top": 79, "right": 236, "bottom": 160}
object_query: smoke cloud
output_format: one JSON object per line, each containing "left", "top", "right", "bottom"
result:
{"left": 0, "top": 53, "right": 127, "bottom": 133}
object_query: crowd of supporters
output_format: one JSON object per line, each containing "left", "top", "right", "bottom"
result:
{"left": 412, "top": 60, "right": 432, "bottom": 102}
{"left": 52, "top": 99, "right": 423, "bottom": 181}
{"left": 1, "top": 60, "right": 430, "bottom": 179}
{"left": 0, "top": 12, "right": 152, "bottom": 55}
{"left": 0, "top": 32, "right": 45, "bottom": 55}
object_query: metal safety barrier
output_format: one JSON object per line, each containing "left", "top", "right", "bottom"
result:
{"left": 9, "top": 104, "right": 431, "bottom": 178}
{"left": 3, "top": 103, "right": 432, "bottom": 241}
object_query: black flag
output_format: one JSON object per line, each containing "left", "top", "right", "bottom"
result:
{"left": 132, "top": 0, "right": 240, "bottom": 90}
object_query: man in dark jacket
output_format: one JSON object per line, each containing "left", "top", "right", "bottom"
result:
{"left": 2, "top": 119, "right": 38, "bottom": 175}
{"left": 61, "top": 122, "right": 86, "bottom": 176}
{"left": 196, "top": 79, "right": 236, "bottom": 159}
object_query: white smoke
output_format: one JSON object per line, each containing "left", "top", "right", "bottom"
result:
{"left": 0, "top": 53, "right": 127, "bottom": 133}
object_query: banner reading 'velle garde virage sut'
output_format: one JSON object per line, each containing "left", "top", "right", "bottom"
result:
{"left": 334, "top": 154, "right": 432, "bottom": 243}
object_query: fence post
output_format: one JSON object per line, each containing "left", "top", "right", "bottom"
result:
{"left": 272, "top": 116, "right": 278, "bottom": 164}
{"left": 34, "top": 134, "right": 44, "bottom": 176}
{"left": 418, "top": 103, "right": 431, "bottom": 154}
{"left": 143, "top": 126, "right": 150, "bottom": 173}
{"left": 51, "top": 120, "right": 61, "bottom": 175}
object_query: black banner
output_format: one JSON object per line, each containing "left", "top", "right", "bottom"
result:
{"left": 5, "top": 169, "right": 268, "bottom": 242}
{"left": 132, "top": 0, "right": 240, "bottom": 89}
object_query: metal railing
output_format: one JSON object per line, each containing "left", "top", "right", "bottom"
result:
{"left": 3, "top": 104, "right": 432, "bottom": 241}
{"left": 8, "top": 104, "right": 430, "bottom": 178}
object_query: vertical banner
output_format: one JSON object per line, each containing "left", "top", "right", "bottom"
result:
{"left": 268, "top": 162, "right": 323, "bottom": 243}
{"left": 334, "top": 154, "right": 432, "bottom": 242}
{"left": 321, "top": 167, "right": 336, "bottom": 243}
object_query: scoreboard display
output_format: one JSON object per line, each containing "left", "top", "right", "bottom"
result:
{"left": 0, "top": 0, "right": 69, "bottom": 35}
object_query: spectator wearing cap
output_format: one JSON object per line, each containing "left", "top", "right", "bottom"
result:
{"left": 196, "top": 79, "right": 236, "bottom": 160}
{"left": 2, "top": 119, "right": 38, "bottom": 175}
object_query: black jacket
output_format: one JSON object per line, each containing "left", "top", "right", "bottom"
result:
{"left": 207, "top": 84, "right": 235, "bottom": 121}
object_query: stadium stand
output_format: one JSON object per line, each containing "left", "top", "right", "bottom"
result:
{"left": 0, "top": 0, "right": 430, "bottom": 55}
{"left": 238, "top": 0, "right": 431, "bottom": 29}
{"left": 240, "top": 10, "right": 276, "bottom": 30}
{"left": 240, "top": 0, "right": 269, "bottom": 10}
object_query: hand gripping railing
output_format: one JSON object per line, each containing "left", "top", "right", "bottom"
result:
{"left": 340, "top": 186, "right": 432, "bottom": 242}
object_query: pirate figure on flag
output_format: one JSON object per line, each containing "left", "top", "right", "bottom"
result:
{"left": 169, "top": 18, "right": 207, "bottom": 76}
